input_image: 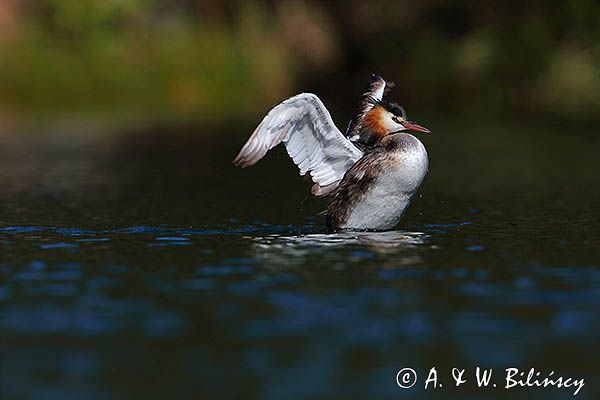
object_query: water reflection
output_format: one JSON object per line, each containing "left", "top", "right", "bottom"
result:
{"left": 249, "top": 231, "right": 431, "bottom": 270}
{"left": 0, "top": 127, "right": 598, "bottom": 400}
{"left": 252, "top": 230, "right": 428, "bottom": 250}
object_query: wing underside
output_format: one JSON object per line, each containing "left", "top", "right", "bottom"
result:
{"left": 233, "top": 93, "right": 363, "bottom": 195}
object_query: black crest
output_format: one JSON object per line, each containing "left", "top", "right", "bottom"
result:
{"left": 368, "top": 98, "right": 407, "bottom": 119}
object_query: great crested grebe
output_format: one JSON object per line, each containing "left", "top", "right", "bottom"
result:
{"left": 233, "top": 74, "right": 431, "bottom": 231}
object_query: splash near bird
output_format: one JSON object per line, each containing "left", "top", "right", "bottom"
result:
{"left": 233, "top": 74, "right": 431, "bottom": 231}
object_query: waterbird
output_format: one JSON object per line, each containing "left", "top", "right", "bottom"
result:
{"left": 233, "top": 74, "right": 430, "bottom": 231}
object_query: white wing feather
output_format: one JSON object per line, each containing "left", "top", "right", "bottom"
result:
{"left": 233, "top": 93, "right": 363, "bottom": 194}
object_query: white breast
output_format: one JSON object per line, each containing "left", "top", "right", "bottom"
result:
{"left": 341, "top": 137, "right": 428, "bottom": 230}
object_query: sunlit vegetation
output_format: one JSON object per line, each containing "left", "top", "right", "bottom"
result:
{"left": 0, "top": 1, "right": 296, "bottom": 123}
{"left": 0, "top": 1, "right": 599, "bottom": 128}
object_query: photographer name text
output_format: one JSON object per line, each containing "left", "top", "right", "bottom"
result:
{"left": 396, "top": 367, "right": 585, "bottom": 395}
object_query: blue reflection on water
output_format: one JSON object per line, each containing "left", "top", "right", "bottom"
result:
{"left": 0, "top": 222, "right": 598, "bottom": 400}
{"left": 40, "top": 243, "right": 79, "bottom": 249}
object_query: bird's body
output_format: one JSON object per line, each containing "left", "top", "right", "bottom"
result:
{"left": 326, "top": 133, "right": 428, "bottom": 230}
{"left": 233, "top": 75, "right": 431, "bottom": 231}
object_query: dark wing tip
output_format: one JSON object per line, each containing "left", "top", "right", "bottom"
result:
{"left": 384, "top": 80, "right": 395, "bottom": 95}
{"left": 369, "top": 74, "right": 395, "bottom": 96}
{"left": 369, "top": 74, "right": 386, "bottom": 89}
{"left": 232, "top": 151, "right": 250, "bottom": 168}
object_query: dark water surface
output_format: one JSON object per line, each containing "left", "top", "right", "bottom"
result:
{"left": 1, "top": 119, "right": 599, "bottom": 399}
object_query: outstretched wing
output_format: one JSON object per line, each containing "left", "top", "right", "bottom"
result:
{"left": 345, "top": 74, "right": 394, "bottom": 141}
{"left": 233, "top": 93, "right": 363, "bottom": 196}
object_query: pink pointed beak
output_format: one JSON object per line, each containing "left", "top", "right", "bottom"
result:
{"left": 402, "top": 121, "right": 431, "bottom": 134}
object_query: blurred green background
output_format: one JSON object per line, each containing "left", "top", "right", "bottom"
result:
{"left": 2, "top": 0, "right": 600, "bottom": 134}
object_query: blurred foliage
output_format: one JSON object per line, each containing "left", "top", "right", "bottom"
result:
{"left": 0, "top": 0, "right": 296, "bottom": 124}
{"left": 1, "top": 0, "right": 600, "bottom": 129}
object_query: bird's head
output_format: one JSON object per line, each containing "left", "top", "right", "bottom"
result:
{"left": 371, "top": 99, "right": 430, "bottom": 135}
{"left": 347, "top": 74, "right": 431, "bottom": 147}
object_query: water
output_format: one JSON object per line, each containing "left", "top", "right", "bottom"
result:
{"left": 0, "top": 120, "right": 599, "bottom": 399}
